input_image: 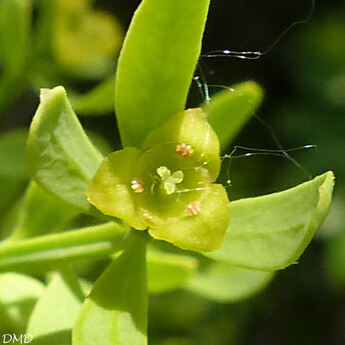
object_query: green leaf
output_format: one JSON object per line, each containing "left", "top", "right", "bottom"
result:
{"left": 27, "top": 86, "right": 103, "bottom": 215}
{"left": 0, "top": 129, "right": 28, "bottom": 220}
{"left": 27, "top": 267, "right": 84, "bottom": 338}
{"left": 32, "top": 0, "right": 57, "bottom": 61}
{"left": 70, "top": 76, "right": 115, "bottom": 116}
{"left": 147, "top": 249, "right": 197, "bottom": 294}
{"left": 0, "top": 222, "right": 128, "bottom": 273}
{"left": 10, "top": 182, "right": 78, "bottom": 240}
{"left": 204, "top": 81, "right": 264, "bottom": 150}
{"left": 149, "top": 184, "right": 230, "bottom": 252}
{"left": 0, "top": 273, "right": 44, "bottom": 331}
{"left": 325, "top": 227, "right": 345, "bottom": 289}
{"left": 115, "top": 0, "right": 210, "bottom": 147}
{"left": 186, "top": 260, "right": 273, "bottom": 302}
{"left": 0, "top": 74, "right": 27, "bottom": 116}
{"left": 0, "top": 129, "right": 28, "bottom": 180}
{"left": 0, "top": 0, "right": 31, "bottom": 76}
{"left": 206, "top": 171, "right": 335, "bottom": 270}
{"left": 0, "top": 0, "right": 31, "bottom": 114}
{"left": 29, "top": 330, "right": 71, "bottom": 345}
{"left": 73, "top": 230, "right": 148, "bottom": 345}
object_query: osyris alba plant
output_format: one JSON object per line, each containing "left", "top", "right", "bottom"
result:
{"left": 0, "top": 0, "right": 334, "bottom": 344}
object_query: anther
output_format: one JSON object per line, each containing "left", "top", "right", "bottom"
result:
{"left": 185, "top": 201, "right": 201, "bottom": 216}
{"left": 131, "top": 178, "right": 144, "bottom": 193}
{"left": 176, "top": 143, "right": 193, "bottom": 157}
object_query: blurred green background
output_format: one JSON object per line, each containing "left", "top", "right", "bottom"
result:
{"left": 0, "top": 0, "right": 344, "bottom": 344}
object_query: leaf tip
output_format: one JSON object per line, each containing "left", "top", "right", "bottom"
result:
{"left": 39, "top": 86, "right": 67, "bottom": 104}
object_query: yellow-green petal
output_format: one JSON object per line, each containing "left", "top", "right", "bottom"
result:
{"left": 149, "top": 184, "right": 230, "bottom": 252}
{"left": 87, "top": 148, "right": 146, "bottom": 230}
{"left": 144, "top": 108, "right": 221, "bottom": 180}
{"left": 53, "top": 0, "right": 123, "bottom": 79}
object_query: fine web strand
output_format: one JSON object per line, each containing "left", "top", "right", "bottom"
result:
{"left": 201, "top": 0, "right": 315, "bottom": 60}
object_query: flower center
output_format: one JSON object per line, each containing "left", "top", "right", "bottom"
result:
{"left": 157, "top": 166, "right": 184, "bottom": 195}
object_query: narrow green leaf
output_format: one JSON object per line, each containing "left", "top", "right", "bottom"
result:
{"left": 29, "top": 330, "right": 71, "bottom": 345}
{"left": 0, "top": 0, "right": 31, "bottom": 115}
{"left": 206, "top": 171, "right": 335, "bottom": 270}
{"left": 70, "top": 76, "right": 115, "bottom": 116}
{"left": 115, "top": 0, "right": 210, "bottom": 147}
{"left": 0, "top": 129, "right": 28, "bottom": 220}
{"left": 186, "top": 260, "right": 273, "bottom": 302}
{"left": 10, "top": 182, "right": 78, "bottom": 240}
{"left": 85, "top": 130, "right": 113, "bottom": 156}
{"left": 0, "top": 222, "right": 128, "bottom": 273}
{"left": 325, "top": 227, "right": 345, "bottom": 288}
{"left": 0, "top": 74, "right": 27, "bottom": 116}
{"left": 32, "top": 0, "right": 57, "bottom": 61}
{"left": 0, "top": 273, "right": 44, "bottom": 331}
{"left": 147, "top": 249, "right": 197, "bottom": 294}
{"left": 27, "top": 267, "right": 84, "bottom": 338}
{"left": 0, "top": 0, "right": 31, "bottom": 76}
{"left": 203, "top": 81, "right": 264, "bottom": 150}
{"left": 27, "top": 86, "right": 103, "bottom": 215}
{"left": 0, "top": 129, "right": 28, "bottom": 180}
{"left": 73, "top": 230, "right": 147, "bottom": 345}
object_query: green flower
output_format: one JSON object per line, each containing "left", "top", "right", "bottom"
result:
{"left": 87, "top": 108, "right": 230, "bottom": 252}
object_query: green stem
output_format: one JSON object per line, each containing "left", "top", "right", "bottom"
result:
{"left": 0, "top": 222, "right": 128, "bottom": 273}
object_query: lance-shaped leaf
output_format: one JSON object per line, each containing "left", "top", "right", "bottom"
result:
{"left": 10, "top": 182, "right": 77, "bottom": 240}
{"left": 0, "top": 222, "right": 128, "bottom": 273}
{"left": 206, "top": 171, "right": 334, "bottom": 271}
{"left": 325, "top": 227, "right": 345, "bottom": 288}
{"left": 27, "top": 267, "right": 84, "bottom": 341}
{"left": 27, "top": 86, "right": 103, "bottom": 215}
{"left": 0, "top": 273, "right": 44, "bottom": 331}
{"left": 73, "top": 231, "right": 148, "bottom": 345}
{"left": 32, "top": 0, "right": 57, "bottom": 60}
{"left": 203, "top": 81, "right": 264, "bottom": 150}
{"left": 70, "top": 76, "right": 115, "bottom": 116}
{"left": 0, "top": 129, "right": 28, "bottom": 221}
{"left": 0, "top": 0, "right": 31, "bottom": 115}
{"left": 186, "top": 260, "right": 273, "bottom": 302}
{"left": 115, "top": 0, "right": 210, "bottom": 147}
{"left": 147, "top": 249, "right": 197, "bottom": 294}
{"left": 0, "top": 0, "right": 31, "bottom": 76}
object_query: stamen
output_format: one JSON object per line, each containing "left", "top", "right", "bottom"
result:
{"left": 185, "top": 201, "right": 201, "bottom": 216}
{"left": 176, "top": 143, "right": 193, "bottom": 157}
{"left": 131, "top": 178, "right": 144, "bottom": 193}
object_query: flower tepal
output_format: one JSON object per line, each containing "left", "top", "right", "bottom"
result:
{"left": 87, "top": 108, "right": 230, "bottom": 252}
